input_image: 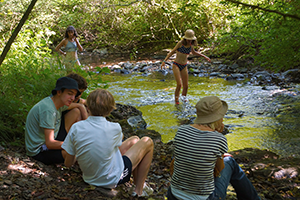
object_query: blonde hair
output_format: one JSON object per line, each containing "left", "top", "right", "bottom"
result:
{"left": 87, "top": 89, "right": 116, "bottom": 116}
{"left": 199, "top": 118, "right": 222, "bottom": 131}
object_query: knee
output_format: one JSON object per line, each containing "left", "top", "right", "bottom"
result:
{"left": 176, "top": 82, "right": 182, "bottom": 87}
{"left": 224, "top": 156, "right": 239, "bottom": 169}
{"left": 130, "top": 136, "right": 140, "bottom": 144}
{"left": 141, "top": 136, "right": 154, "bottom": 148}
{"left": 72, "top": 107, "right": 81, "bottom": 116}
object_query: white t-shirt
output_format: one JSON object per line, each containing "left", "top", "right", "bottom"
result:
{"left": 62, "top": 116, "right": 124, "bottom": 188}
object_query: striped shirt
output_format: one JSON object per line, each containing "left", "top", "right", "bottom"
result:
{"left": 171, "top": 125, "right": 228, "bottom": 195}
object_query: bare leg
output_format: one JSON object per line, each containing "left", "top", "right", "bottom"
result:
{"left": 172, "top": 64, "right": 182, "bottom": 103}
{"left": 124, "top": 137, "right": 154, "bottom": 195}
{"left": 180, "top": 67, "right": 189, "bottom": 97}
{"left": 119, "top": 136, "right": 140, "bottom": 155}
{"left": 64, "top": 108, "right": 81, "bottom": 132}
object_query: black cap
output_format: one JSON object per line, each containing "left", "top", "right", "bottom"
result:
{"left": 52, "top": 77, "right": 81, "bottom": 97}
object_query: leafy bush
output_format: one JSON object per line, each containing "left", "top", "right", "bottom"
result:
{"left": 0, "top": 26, "right": 110, "bottom": 143}
{"left": 213, "top": 0, "right": 300, "bottom": 71}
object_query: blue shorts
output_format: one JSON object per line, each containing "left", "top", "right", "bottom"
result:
{"left": 117, "top": 155, "right": 133, "bottom": 185}
{"left": 173, "top": 62, "right": 187, "bottom": 71}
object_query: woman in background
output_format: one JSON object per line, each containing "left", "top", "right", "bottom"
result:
{"left": 55, "top": 26, "right": 83, "bottom": 70}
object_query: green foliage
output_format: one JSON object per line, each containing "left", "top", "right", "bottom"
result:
{"left": 0, "top": 23, "right": 110, "bottom": 143}
{"left": 214, "top": 0, "right": 300, "bottom": 71}
{"left": 1, "top": 0, "right": 300, "bottom": 143}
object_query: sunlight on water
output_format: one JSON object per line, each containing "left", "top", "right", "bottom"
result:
{"left": 100, "top": 72, "right": 300, "bottom": 157}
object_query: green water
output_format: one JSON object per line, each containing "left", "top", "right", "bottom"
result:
{"left": 98, "top": 72, "right": 300, "bottom": 158}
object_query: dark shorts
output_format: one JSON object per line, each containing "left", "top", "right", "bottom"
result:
{"left": 117, "top": 155, "right": 132, "bottom": 185}
{"left": 173, "top": 62, "right": 187, "bottom": 71}
{"left": 31, "top": 112, "right": 68, "bottom": 165}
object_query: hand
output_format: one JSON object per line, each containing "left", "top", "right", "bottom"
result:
{"left": 161, "top": 62, "right": 165, "bottom": 70}
{"left": 206, "top": 57, "right": 211, "bottom": 62}
{"left": 223, "top": 153, "right": 233, "bottom": 157}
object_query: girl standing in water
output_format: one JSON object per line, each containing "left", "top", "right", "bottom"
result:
{"left": 161, "top": 29, "right": 211, "bottom": 104}
{"left": 55, "top": 26, "right": 83, "bottom": 70}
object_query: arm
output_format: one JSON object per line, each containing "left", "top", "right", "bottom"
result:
{"left": 191, "top": 47, "right": 211, "bottom": 62}
{"left": 74, "top": 37, "right": 83, "bottom": 52}
{"left": 55, "top": 39, "right": 67, "bottom": 56}
{"left": 64, "top": 151, "right": 76, "bottom": 167}
{"left": 44, "top": 128, "right": 63, "bottom": 149}
{"left": 160, "top": 42, "right": 182, "bottom": 69}
{"left": 68, "top": 103, "right": 88, "bottom": 120}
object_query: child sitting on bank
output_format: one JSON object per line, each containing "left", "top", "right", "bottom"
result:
{"left": 58, "top": 72, "right": 88, "bottom": 138}
{"left": 62, "top": 89, "right": 154, "bottom": 197}
{"left": 25, "top": 77, "right": 87, "bottom": 165}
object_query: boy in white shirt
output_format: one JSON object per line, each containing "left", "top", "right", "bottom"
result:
{"left": 62, "top": 89, "right": 154, "bottom": 197}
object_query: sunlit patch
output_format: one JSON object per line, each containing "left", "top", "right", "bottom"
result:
{"left": 163, "top": 87, "right": 175, "bottom": 90}
{"left": 7, "top": 164, "right": 48, "bottom": 176}
{"left": 274, "top": 167, "right": 298, "bottom": 179}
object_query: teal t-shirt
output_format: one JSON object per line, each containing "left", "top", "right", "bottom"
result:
{"left": 25, "top": 96, "right": 68, "bottom": 156}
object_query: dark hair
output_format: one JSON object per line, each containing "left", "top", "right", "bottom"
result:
{"left": 65, "top": 26, "right": 79, "bottom": 38}
{"left": 51, "top": 88, "right": 65, "bottom": 96}
{"left": 182, "top": 39, "right": 198, "bottom": 46}
{"left": 66, "top": 72, "right": 87, "bottom": 90}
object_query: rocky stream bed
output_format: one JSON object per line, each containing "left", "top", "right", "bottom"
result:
{"left": 1, "top": 103, "right": 300, "bottom": 200}
{"left": 1, "top": 55, "right": 300, "bottom": 199}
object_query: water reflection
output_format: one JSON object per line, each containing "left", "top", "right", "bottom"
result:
{"left": 99, "top": 72, "right": 300, "bottom": 158}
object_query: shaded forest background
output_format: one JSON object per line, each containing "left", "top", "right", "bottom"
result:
{"left": 0, "top": 0, "right": 299, "bottom": 144}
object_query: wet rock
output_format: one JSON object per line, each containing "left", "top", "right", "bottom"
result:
{"left": 226, "top": 73, "right": 245, "bottom": 80}
{"left": 237, "top": 67, "right": 248, "bottom": 73}
{"left": 120, "top": 69, "right": 131, "bottom": 74}
{"left": 210, "top": 72, "right": 220, "bottom": 77}
{"left": 229, "top": 63, "right": 239, "bottom": 70}
{"left": 108, "top": 103, "right": 142, "bottom": 121}
{"left": 121, "top": 62, "right": 133, "bottom": 69}
{"left": 135, "top": 129, "right": 161, "bottom": 141}
{"left": 282, "top": 69, "right": 300, "bottom": 83}
{"left": 127, "top": 115, "right": 147, "bottom": 130}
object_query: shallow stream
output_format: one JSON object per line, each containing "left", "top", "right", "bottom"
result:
{"left": 94, "top": 69, "right": 300, "bottom": 158}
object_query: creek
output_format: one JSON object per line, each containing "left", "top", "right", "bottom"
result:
{"left": 82, "top": 57, "right": 300, "bottom": 158}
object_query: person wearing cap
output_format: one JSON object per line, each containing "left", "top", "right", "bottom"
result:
{"left": 57, "top": 72, "right": 88, "bottom": 141}
{"left": 161, "top": 29, "right": 211, "bottom": 104}
{"left": 62, "top": 89, "right": 154, "bottom": 197}
{"left": 25, "top": 77, "right": 88, "bottom": 165}
{"left": 166, "top": 96, "right": 261, "bottom": 200}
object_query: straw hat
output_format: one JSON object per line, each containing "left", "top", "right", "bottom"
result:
{"left": 182, "top": 29, "right": 197, "bottom": 40}
{"left": 194, "top": 96, "right": 228, "bottom": 124}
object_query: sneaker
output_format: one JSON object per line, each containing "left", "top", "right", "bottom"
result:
{"left": 131, "top": 190, "right": 148, "bottom": 197}
{"left": 131, "top": 183, "right": 153, "bottom": 197}
{"left": 143, "top": 182, "right": 153, "bottom": 195}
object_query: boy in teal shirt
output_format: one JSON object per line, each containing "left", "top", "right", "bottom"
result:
{"left": 25, "top": 77, "right": 87, "bottom": 165}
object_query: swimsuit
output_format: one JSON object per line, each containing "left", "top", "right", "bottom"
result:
{"left": 177, "top": 45, "right": 192, "bottom": 54}
{"left": 64, "top": 40, "right": 77, "bottom": 52}
{"left": 173, "top": 61, "right": 187, "bottom": 71}
{"left": 64, "top": 40, "right": 79, "bottom": 67}
{"left": 173, "top": 45, "right": 191, "bottom": 71}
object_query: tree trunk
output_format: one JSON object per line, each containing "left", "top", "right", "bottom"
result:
{"left": 0, "top": 0, "right": 38, "bottom": 66}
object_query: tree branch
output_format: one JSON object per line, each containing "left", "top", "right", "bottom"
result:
{"left": 225, "top": 0, "right": 300, "bottom": 20}
{"left": 0, "top": 0, "right": 39, "bottom": 66}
